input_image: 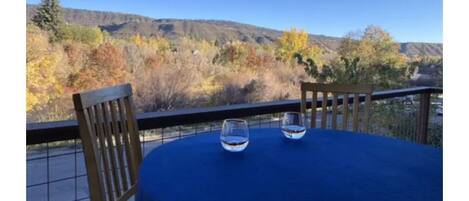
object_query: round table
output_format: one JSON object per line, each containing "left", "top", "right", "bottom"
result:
{"left": 136, "top": 128, "right": 442, "bottom": 201}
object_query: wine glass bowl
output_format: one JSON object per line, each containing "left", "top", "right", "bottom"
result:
{"left": 220, "top": 119, "right": 249, "bottom": 152}
{"left": 281, "top": 112, "right": 306, "bottom": 140}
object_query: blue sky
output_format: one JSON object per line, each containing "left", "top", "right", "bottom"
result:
{"left": 27, "top": 0, "right": 442, "bottom": 43}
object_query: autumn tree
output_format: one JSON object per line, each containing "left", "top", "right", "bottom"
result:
{"left": 276, "top": 28, "right": 309, "bottom": 61}
{"left": 339, "top": 25, "right": 405, "bottom": 68}
{"left": 308, "top": 25, "right": 413, "bottom": 89}
{"left": 276, "top": 28, "right": 325, "bottom": 67}
{"left": 69, "top": 43, "right": 128, "bottom": 90}
{"left": 63, "top": 42, "right": 89, "bottom": 72}
{"left": 26, "top": 24, "right": 65, "bottom": 120}
{"left": 32, "top": 0, "right": 64, "bottom": 41}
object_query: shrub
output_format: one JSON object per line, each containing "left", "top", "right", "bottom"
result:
{"left": 210, "top": 78, "right": 266, "bottom": 105}
{"left": 213, "top": 41, "right": 249, "bottom": 65}
{"left": 134, "top": 64, "right": 192, "bottom": 112}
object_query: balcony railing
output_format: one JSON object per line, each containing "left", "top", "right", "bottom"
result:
{"left": 26, "top": 86, "right": 442, "bottom": 201}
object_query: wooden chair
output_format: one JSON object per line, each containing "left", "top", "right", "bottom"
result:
{"left": 300, "top": 82, "right": 373, "bottom": 132}
{"left": 73, "top": 84, "right": 142, "bottom": 201}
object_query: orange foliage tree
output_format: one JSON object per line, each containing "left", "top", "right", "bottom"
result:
{"left": 69, "top": 43, "right": 129, "bottom": 90}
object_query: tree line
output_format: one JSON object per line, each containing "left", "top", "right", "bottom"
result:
{"left": 27, "top": 0, "right": 442, "bottom": 122}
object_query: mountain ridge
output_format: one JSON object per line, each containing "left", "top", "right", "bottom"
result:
{"left": 26, "top": 4, "right": 442, "bottom": 57}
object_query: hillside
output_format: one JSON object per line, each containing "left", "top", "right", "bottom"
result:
{"left": 27, "top": 4, "right": 442, "bottom": 57}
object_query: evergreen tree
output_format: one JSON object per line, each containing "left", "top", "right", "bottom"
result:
{"left": 32, "top": 0, "right": 63, "bottom": 41}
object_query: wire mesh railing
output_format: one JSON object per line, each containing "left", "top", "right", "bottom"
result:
{"left": 26, "top": 87, "right": 442, "bottom": 201}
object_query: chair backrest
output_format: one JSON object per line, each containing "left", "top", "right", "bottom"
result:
{"left": 73, "top": 83, "right": 142, "bottom": 201}
{"left": 300, "top": 82, "right": 373, "bottom": 132}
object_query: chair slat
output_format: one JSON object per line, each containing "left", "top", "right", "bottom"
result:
{"left": 109, "top": 100, "right": 129, "bottom": 191}
{"left": 352, "top": 94, "right": 360, "bottom": 132}
{"left": 332, "top": 93, "right": 338, "bottom": 129}
{"left": 342, "top": 94, "right": 349, "bottom": 130}
{"left": 94, "top": 104, "right": 115, "bottom": 201}
{"left": 84, "top": 108, "right": 101, "bottom": 163}
{"left": 79, "top": 107, "right": 107, "bottom": 201}
{"left": 117, "top": 184, "right": 137, "bottom": 201}
{"left": 321, "top": 92, "right": 328, "bottom": 128}
{"left": 124, "top": 97, "right": 143, "bottom": 173}
{"left": 311, "top": 91, "right": 317, "bottom": 128}
{"left": 300, "top": 89, "right": 306, "bottom": 115}
{"left": 101, "top": 102, "right": 122, "bottom": 197}
{"left": 117, "top": 98, "right": 136, "bottom": 184}
{"left": 87, "top": 106, "right": 107, "bottom": 191}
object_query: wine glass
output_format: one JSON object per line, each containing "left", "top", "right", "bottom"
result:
{"left": 220, "top": 119, "right": 249, "bottom": 152}
{"left": 281, "top": 112, "right": 306, "bottom": 140}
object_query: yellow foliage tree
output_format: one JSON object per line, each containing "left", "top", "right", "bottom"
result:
{"left": 276, "top": 28, "right": 309, "bottom": 61}
{"left": 27, "top": 54, "right": 63, "bottom": 112}
{"left": 276, "top": 28, "right": 325, "bottom": 66}
{"left": 27, "top": 24, "right": 64, "bottom": 113}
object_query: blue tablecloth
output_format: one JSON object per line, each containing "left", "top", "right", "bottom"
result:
{"left": 136, "top": 128, "right": 442, "bottom": 201}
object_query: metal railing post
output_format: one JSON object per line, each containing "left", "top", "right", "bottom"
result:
{"left": 416, "top": 93, "right": 431, "bottom": 144}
